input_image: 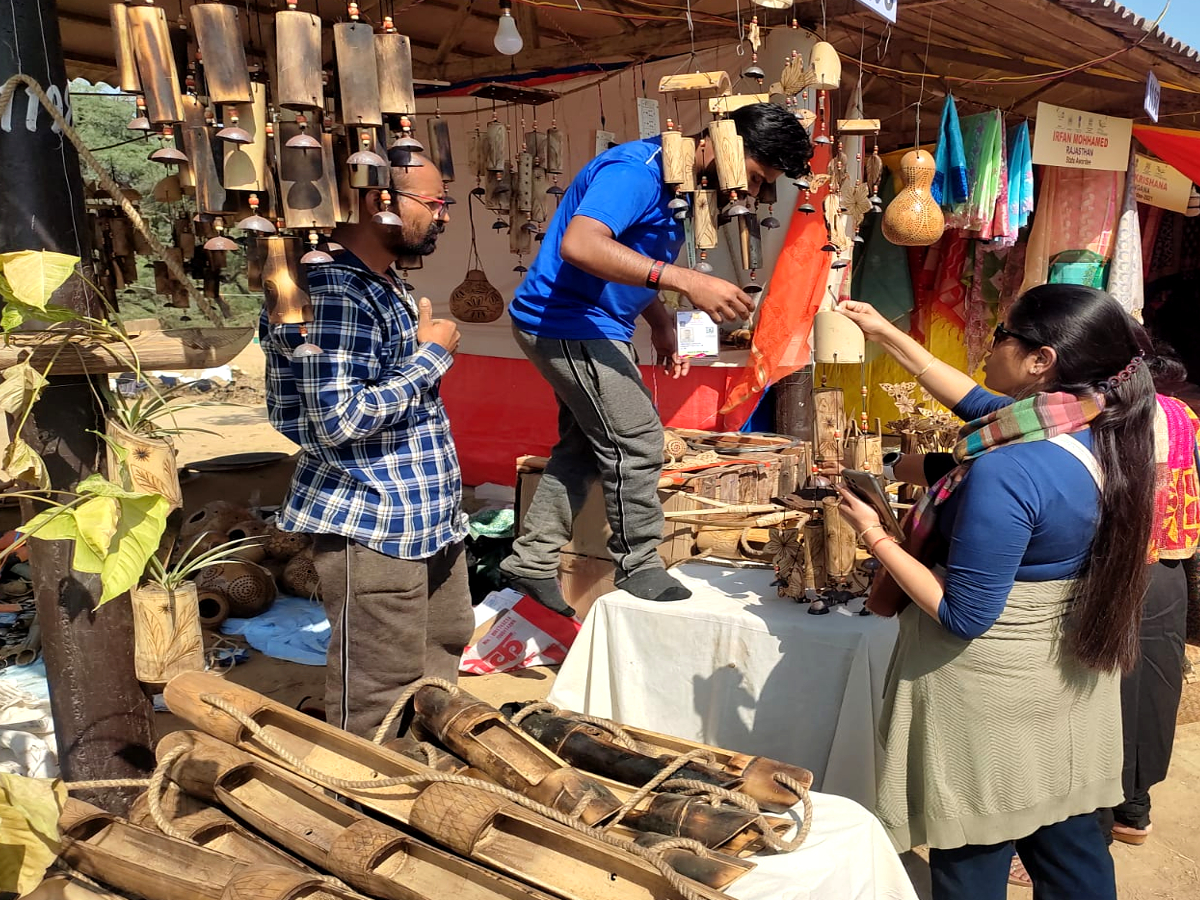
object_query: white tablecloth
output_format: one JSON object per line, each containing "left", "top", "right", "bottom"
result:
{"left": 548, "top": 562, "right": 899, "bottom": 809}
{"left": 730, "top": 791, "right": 917, "bottom": 900}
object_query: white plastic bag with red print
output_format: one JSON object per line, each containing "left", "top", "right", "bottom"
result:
{"left": 459, "top": 588, "right": 581, "bottom": 674}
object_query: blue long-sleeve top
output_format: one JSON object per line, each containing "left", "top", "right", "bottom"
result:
{"left": 932, "top": 387, "right": 1100, "bottom": 639}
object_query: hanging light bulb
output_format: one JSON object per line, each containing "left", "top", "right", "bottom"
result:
{"left": 494, "top": 0, "right": 524, "bottom": 55}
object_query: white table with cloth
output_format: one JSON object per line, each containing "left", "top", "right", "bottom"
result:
{"left": 547, "top": 562, "right": 914, "bottom": 900}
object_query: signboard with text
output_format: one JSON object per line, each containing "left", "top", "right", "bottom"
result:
{"left": 1031, "top": 102, "right": 1132, "bottom": 171}
{"left": 1134, "top": 154, "right": 1191, "bottom": 214}
{"left": 855, "top": 0, "right": 898, "bottom": 23}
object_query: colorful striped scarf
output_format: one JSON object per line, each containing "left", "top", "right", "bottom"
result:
{"left": 866, "top": 391, "right": 1106, "bottom": 617}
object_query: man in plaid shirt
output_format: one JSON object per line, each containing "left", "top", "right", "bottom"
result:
{"left": 261, "top": 155, "right": 468, "bottom": 738}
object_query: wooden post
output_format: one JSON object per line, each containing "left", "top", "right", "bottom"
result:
{"left": 0, "top": 0, "right": 155, "bottom": 813}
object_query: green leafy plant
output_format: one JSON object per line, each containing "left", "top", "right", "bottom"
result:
{"left": 1, "top": 474, "right": 171, "bottom": 605}
{"left": 144, "top": 533, "right": 266, "bottom": 592}
{"left": 100, "top": 379, "right": 220, "bottom": 441}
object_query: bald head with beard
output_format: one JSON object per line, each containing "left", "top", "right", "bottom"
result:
{"left": 357, "top": 153, "right": 449, "bottom": 259}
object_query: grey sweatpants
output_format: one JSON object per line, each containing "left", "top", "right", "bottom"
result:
{"left": 311, "top": 535, "right": 473, "bottom": 739}
{"left": 502, "top": 325, "right": 665, "bottom": 582}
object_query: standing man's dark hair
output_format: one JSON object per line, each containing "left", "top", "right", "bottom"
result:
{"left": 731, "top": 102, "right": 814, "bottom": 179}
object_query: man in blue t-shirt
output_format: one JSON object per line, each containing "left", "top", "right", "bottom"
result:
{"left": 501, "top": 103, "right": 813, "bottom": 613}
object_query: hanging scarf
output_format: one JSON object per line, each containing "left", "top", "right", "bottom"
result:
{"left": 932, "top": 95, "right": 969, "bottom": 207}
{"left": 1148, "top": 395, "right": 1200, "bottom": 563}
{"left": 866, "top": 391, "right": 1106, "bottom": 617}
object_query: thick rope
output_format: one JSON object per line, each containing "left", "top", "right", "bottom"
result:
{"left": 510, "top": 700, "right": 643, "bottom": 752}
{"left": 199, "top": 692, "right": 710, "bottom": 900}
{"left": 372, "top": 676, "right": 458, "bottom": 745}
{"left": 63, "top": 744, "right": 189, "bottom": 840}
{"left": 604, "top": 749, "right": 716, "bottom": 831}
{"left": 0, "top": 74, "right": 222, "bottom": 326}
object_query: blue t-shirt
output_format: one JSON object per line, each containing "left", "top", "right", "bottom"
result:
{"left": 508, "top": 137, "right": 686, "bottom": 342}
{"left": 935, "top": 386, "right": 1101, "bottom": 640}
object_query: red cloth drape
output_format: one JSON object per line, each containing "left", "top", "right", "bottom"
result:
{"left": 1133, "top": 124, "right": 1200, "bottom": 187}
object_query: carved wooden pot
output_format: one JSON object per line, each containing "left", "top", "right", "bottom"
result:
{"left": 881, "top": 150, "right": 946, "bottom": 247}
{"left": 449, "top": 269, "right": 504, "bottom": 324}
{"left": 105, "top": 416, "right": 183, "bottom": 510}
{"left": 195, "top": 560, "right": 277, "bottom": 619}
{"left": 225, "top": 518, "right": 271, "bottom": 564}
{"left": 280, "top": 548, "right": 320, "bottom": 599}
{"left": 181, "top": 500, "right": 250, "bottom": 543}
{"left": 130, "top": 581, "right": 205, "bottom": 686}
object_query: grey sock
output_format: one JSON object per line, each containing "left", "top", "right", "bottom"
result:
{"left": 616, "top": 568, "right": 692, "bottom": 603}
{"left": 505, "top": 574, "right": 576, "bottom": 618}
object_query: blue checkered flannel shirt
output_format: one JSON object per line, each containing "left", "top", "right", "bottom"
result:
{"left": 260, "top": 251, "right": 468, "bottom": 559}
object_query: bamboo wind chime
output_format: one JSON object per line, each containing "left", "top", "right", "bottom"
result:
{"left": 104, "top": 0, "right": 440, "bottom": 334}
{"left": 657, "top": 67, "right": 772, "bottom": 300}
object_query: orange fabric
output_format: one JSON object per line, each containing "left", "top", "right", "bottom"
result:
{"left": 1133, "top": 124, "right": 1200, "bottom": 189}
{"left": 720, "top": 194, "right": 833, "bottom": 430}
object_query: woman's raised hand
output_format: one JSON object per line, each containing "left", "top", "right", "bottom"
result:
{"left": 836, "top": 300, "right": 898, "bottom": 341}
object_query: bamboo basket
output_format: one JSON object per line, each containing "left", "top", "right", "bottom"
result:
{"left": 105, "top": 416, "right": 183, "bottom": 510}
{"left": 130, "top": 582, "right": 205, "bottom": 686}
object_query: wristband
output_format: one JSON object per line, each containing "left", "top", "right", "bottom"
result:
{"left": 646, "top": 260, "right": 666, "bottom": 289}
{"left": 868, "top": 534, "right": 896, "bottom": 555}
{"left": 882, "top": 451, "right": 903, "bottom": 483}
{"left": 913, "top": 357, "right": 935, "bottom": 380}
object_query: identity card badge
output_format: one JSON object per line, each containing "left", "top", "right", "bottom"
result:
{"left": 675, "top": 310, "right": 720, "bottom": 361}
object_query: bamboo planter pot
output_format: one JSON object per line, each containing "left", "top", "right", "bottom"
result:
{"left": 130, "top": 581, "right": 205, "bottom": 686}
{"left": 105, "top": 416, "right": 183, "bottom": 510}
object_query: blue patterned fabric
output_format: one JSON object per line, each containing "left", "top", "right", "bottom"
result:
{"left": 1007, "top": 121, "right": 1034, "bottom": 231}
{"left": 260, "top": 251, "right": 468, "bottom": 560}
{"left": 932, "top": 94, "right": 969, "bottom": 207}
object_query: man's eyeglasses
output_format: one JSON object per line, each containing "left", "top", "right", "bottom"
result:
{"left": 992, "top": 322, "right": 1037, "bottom": 346}
{"left": 393, "top": 189, "right": 453, "bottom": 218}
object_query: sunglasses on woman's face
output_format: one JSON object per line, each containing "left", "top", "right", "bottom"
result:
{"left": 992, "top": 322, "right": 1036, "bottom": 346}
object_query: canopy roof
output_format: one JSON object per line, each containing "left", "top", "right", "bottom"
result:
{"left": 60, "top": 0, "right": 1200, "bottom": 144}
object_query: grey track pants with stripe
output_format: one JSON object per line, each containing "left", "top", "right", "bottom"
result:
{"left": 502, "top": 324, "right": 666, "bottom": 582}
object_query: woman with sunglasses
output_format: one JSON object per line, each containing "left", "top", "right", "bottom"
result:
{"left": 833, "top": 285, "right": 1157, "bottom": 900}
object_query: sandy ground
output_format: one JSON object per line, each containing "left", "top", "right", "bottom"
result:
{"left": 166, "top": 341, "right": 1200, "bottom": 900}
